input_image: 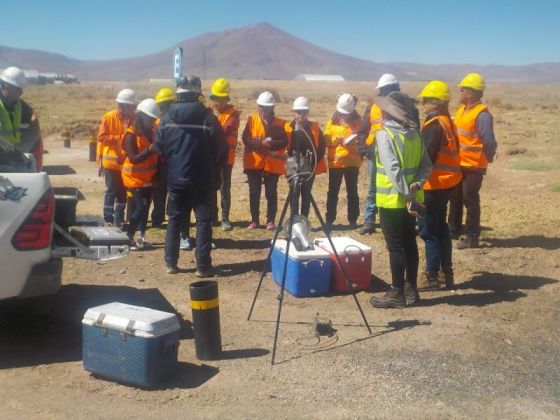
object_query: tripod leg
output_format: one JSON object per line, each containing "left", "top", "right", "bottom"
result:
{"left": 271, "top": 179, "right": 300, "bottom": 365}
{"left": 247, "top": 187, "right": 293, "bottom": 321}
{"left": 308, "top": 190, "right": 372, "bottom": 334}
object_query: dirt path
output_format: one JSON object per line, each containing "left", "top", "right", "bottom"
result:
{"left": 1, "top": 108, "right": 560, "bottom": 419}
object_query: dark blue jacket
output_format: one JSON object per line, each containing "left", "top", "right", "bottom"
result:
{"left": 153, "top": 96, "right": 227, "bottom": 191}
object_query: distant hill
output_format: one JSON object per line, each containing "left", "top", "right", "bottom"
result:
{"left": 1, "top": 23, "right": 559, "bottom": 83}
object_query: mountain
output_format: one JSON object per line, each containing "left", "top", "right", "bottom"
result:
{"left": 1, "top": 23, "right": 559, "bottom": 83}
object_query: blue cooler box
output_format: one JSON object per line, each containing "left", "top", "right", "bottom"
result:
{"left": 270, "top": 239, "right": 332, "bottom": 297}
{"left": 82, "top": 302, "right": 180, "bottom": 388}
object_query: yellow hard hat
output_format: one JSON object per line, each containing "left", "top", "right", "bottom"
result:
{"left": 458, "top": 73, "right": 485, "bottom": 91}
{"left": 155, "top": 87, "right": 176, "bottom": 104}
{"left": 210, "top": 78, "right": 230, "bottom": 98}
{"left": 418, "top": 80, "right": 451, "bottom": 102}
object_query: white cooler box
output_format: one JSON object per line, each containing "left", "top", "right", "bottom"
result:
{"left": 82, "top": 302, "right": 180, "bottom": 388}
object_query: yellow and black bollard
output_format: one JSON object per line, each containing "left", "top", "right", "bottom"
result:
{"left": 190, "top": 280, "right": 222, "bottom": 360}
{"left": 88, "top": 136, "right": 97, "bottom": 162}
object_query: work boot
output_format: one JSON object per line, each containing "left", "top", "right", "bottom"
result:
{"left": 195, "top": 266, "right": 220, "bottom": 278}
{"left": 221, "top": 220, "right": 233, "bottom": 231}
{"left": 440, "top": 267, "right": 455, "bottom": 290}
{"left": 359, "top": 221, "right": 376, "bottom": 235}
{"left": 449, "top": 230, "right": 461, "bottom": 240}
{"left": 417, "top": 271, "right": 441, "bottom": 291}
{"left": 369, "top": 287, "right": 406, "bottom": 309}
{"left": 403, "top": 282, "right": 420, "bottom": 306}
{"left": 456, "top": 236, "right": 479, "bottom": 250}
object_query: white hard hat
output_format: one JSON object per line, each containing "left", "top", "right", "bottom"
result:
{"left": 292, "top": 96, "right": 310, "bottom": 111}
{"left": 116, "top": 88, "right": 136, "bottom": 105}
{"left": 136, "top": 98, "right": 160, "bottom": 119}
{"left": 256, "top": 91, "right": 275, "bottom": 107}
{"left": 1, "top": 66, "right": 26, "bottom": 89}
{"left": 336, "top": 93, "right": 357, "bottom": 115}
{"left": 377, "top": 73, "right": 399, "bottom": 89}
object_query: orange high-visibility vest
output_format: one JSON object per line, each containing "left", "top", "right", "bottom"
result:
{"left": 284, "top": 121, "right": 326, "bottom": 175}
{"left": 120, "top": 124, "right": 158, "bottom": 189}
{"left": 243, "top": 113, "right": 286, "bottom": 175}
{"left": 422, "top": 114, "right": 462, "bottom": 190}
{"left": 324, "top": 117, "right": 362, "bottom": 169}
{"left": 97, "top": 109, "right": 130, "bottom": 171}
{"left": 455, "top": 103, "right": 490, "bottom": 169}
{"left": 365, "top": 103, "right": 383, "bottom": 146}
{"left": 216, "top": 105, "right": 240, "bottom": 166}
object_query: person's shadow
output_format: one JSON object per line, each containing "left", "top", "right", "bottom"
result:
{"left": 484, "top": 235, "right": 560, "bottom": 250}
{"left": 417, "top": 272, "right": 557, "bottom": 307}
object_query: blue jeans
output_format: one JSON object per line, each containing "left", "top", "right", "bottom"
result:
{"left": 363, "top": 160, "right": 377, "bottom": 224}
{"left": 165, "top": 187, "right": 212, "bottom": 270}
{"left": 127, "top": 188, "right": 151, "bottom": 238}
{"left": 419, "top": 188, "right": 453, "bottom": 273}
{"left": 103, "top": 168, "right": 126, "bottom": 225}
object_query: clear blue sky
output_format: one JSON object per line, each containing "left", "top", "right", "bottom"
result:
{"left": 1, "top": 0, "right": 559, "bottom": 65}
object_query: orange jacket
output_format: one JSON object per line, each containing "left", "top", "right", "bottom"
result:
{"left": 365, "top": 103, "right": 383, "bottom": 145}
{"left": 97, "top": 109, "right": 132, "bottom": 170}
{"left": 324, "top": 115, "right": 362, "bottom": 169}
{"left": 242, "top": 112, "right": 287, "bottom": 175}
{"left": 120, "top": 123, "right": 158, "bottom": 189}
{"left": 422, "top": 114, "right": 462, "bottom": 190}
{"left": 285, "top": 120, "right": 326, "bottom": 175}
{"left": 455, "top": 103, "right": 490, "bottom": 169}
{"left": 216, "top": 105, "right": 240, "bottom": 166}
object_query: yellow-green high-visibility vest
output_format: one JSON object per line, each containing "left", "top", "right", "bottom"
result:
{"left": 376, "top": 126, "right": 424, "bottom": 209}
{"left": 0, "top": 98, "right": 22, "bottom": 145}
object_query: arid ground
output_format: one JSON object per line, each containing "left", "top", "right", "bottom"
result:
{"left": 1, "top": 81, "right": 559, "bottom": 419}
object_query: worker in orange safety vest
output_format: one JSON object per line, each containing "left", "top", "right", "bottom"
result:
{"left": 242, "top": 91, "right": 287, "bottom": 230}
{"left": 417, "top": 80, "right": 462, "bottom": 291}
{"left": 97, "top": 88, "right": 136, "bottom": 227}
{"left": 120, "top": 98, "right": 159, "bottom": 250}
{"left": 284, "top": 96, "right": 326, "bottom": 217}
{"left": 209, "top": 78, "right": 241, "bottom": 232}
{"left": 324, "top": 93, "right": 362, "bottom": 230}
{"left": 448, "top": 73, "right": 497, "bottom": 250}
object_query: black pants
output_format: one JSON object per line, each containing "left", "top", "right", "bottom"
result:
{"left": 220, "top": 164, "right": 233, "bottom": 221}
{"left": 127, "top": 188, "right": 151, "bottom": 238}
{"left": 326, "top": 166, "right": 360, "bottom": 225}
{"left": 103, "top": 168, "right": 126, "bottom": 224}
{"left": 151, "top": 166, "right": 167, "bottom": 226}
{"left": 180, "top": 189, "right": 217, "bottom": 238}
{"left": 448, "top": 169, "right": 484, "bottom": 238}
{"left": 379, "top": 208, "right": 419, "bottom": 288}
{"left": 246, "top": 169, "right": 279, "bottom": 224}
{"left": 165, "top": 187, "right": 212, "bottom": 270}
{"left": 419, "top": 188, "right": 453, "bottom": 273}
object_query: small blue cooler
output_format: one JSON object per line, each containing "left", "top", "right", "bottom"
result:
{"left": 82, "top": 302, "right": 180, "bottom": 388}
{"left": 270, "top": 239, "right": 332, "bottom": 297}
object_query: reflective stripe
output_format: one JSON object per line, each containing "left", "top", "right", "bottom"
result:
{"left": 191, "top": 297, "right": 219, "bottom": 310}
{"left": 433, "top": 163, "right": 461, "bottom": 172}
{"left": 162, "top": 123, "right": 210, "bottom": 130}
{"left": 121, "top": 165, "right": 157, "bottom": 173}
{"left": 103, "top": 155, "right": 120, "bottom": 161}
{"left": 19, "top": 123, "right": 30, "bottom": 129}
{"left": 376, "top": 186, "right": 400, "bottom": 194}
{"left": 460, "top": 144, "right": 482, "bottom": 151}
{"left": 371, "top": 117, "right": 382, "bottom": 124}
{"left": 457, "top": 127, "right": 477, "bottom": 137}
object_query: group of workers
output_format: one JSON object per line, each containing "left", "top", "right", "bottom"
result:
{"left": 95, "top": 70, "right": 496, "bottom": 307}
{"left": 0, "top": 64, "right": 497, "bottom": 307}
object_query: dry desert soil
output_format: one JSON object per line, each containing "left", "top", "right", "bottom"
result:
{"left": 1, "top": 81, "right": 559, "bottom": 419}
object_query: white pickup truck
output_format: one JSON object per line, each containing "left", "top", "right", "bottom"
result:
{"left": 0, "top": 152, "right": 129, "bottom": 301}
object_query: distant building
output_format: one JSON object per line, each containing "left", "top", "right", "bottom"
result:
{"left": 0, "top": 68, "right": 78, "bottom": 85}
{"left": 295, "top": 74, "right": 345, "bottom": 81}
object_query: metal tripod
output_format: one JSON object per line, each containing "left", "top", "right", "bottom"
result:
{"left": 247, "top": 173, "right": 372, "bottom": 365}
